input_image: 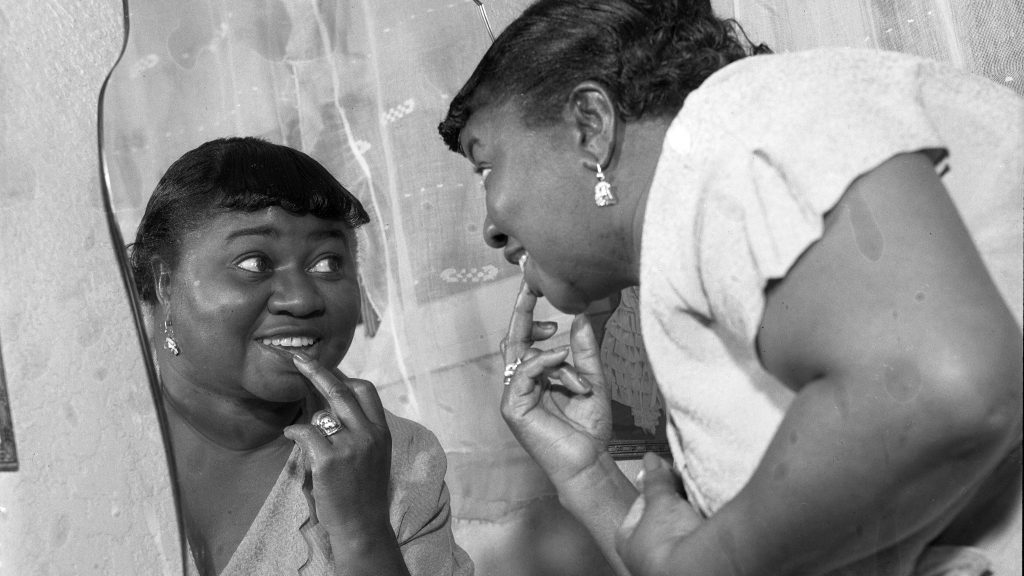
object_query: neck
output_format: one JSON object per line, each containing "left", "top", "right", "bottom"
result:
{"left": 609, "top": 117, "right": 673, "bottom": 285}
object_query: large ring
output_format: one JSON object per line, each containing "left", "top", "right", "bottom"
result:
{"left": 502, "top": 357, "right": 523, "bottom": 386}
{"left": 312, "top": 410, "right": 342, "bottom": 437}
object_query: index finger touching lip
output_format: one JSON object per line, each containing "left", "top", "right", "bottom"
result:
{"left": 504, "top": 277, "right": 538, "bottom": 361}
{"left": 292, "top": 352, "right": 366, "bottom": 426}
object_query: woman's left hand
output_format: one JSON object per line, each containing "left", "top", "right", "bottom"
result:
{"left": 615, "top": 453, "right": 703, "bottom": 575}
{"left": 500, "top": 281, "right": 615, "bottom": 489}
{"left": 283, "top": 353, "right": 394, "bottom": 540}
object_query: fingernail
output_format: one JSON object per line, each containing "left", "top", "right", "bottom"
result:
{"left": 559, "top": 369, "right": 590, "bottom": 392}
{"left": 635, "top": 468, "right": 646, "bottom": 487}
{"left": 292, "top": 352, "right": 312, "bottom": 365}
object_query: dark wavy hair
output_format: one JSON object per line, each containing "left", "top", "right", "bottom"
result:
{"left": 127, "top": 137, "right": 369, "bottom": 305}
{"left": 438, "top": 0, "right": 769, "bottom": 152}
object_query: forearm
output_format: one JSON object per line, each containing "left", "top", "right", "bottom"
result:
{"left": 667, "top": 375, "right": 1019, "bottom": 576}
{"left": 329, "top": 527, "right": 411, "bottom": 576}
{"left": 557, "top": 451, "right": 641, "bottom": 576}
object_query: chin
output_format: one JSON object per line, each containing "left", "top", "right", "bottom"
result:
{"left": 543, "top": 290, "right": 592, "bottom": 316}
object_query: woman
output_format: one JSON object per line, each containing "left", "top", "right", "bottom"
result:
{"left": 128, "top": 137, "right": 473, "bottom": 576}
{"left": 438, "top": 0, "right": 1023, "bottom": 575}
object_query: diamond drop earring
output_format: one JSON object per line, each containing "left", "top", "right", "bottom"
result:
{"left": 594, "top": 163, "right": 617, "bottom": 207}
{"left": 163, "top": 317, "right": 181, "bottom": 356}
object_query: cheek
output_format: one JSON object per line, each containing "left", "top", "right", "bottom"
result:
{"left": 326, "top": 284, "right": 362, "bottom": 331}
{"left": 174, "top": 281, "right": 265, "bottom": 346}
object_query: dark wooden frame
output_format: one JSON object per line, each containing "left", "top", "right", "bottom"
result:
{"left": 607, "top": 400, "right": 672, "bottom": 460}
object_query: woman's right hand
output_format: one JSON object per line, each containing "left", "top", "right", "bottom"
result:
{"left": 500, "top": 280, "right": 614, "bottom": 489}
{"left": 284, "top": 355, "right": 411, "bottom": 576}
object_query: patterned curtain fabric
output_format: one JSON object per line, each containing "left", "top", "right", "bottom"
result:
{"left": 100, "top": 1, "right": 1021, "bottom": 574}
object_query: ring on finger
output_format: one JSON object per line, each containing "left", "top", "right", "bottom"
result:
{"left": 312, "top": 410, "right": 343, "bottom": 437}
{"left": 502, "top": 357, "right": 523, "bottom": 386}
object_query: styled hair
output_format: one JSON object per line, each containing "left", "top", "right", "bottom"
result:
{"left": 438, "top": 0, "right": 769, "bottom": 152}
{"left": 128, "top": 137, "right": 369, "bottom": 305}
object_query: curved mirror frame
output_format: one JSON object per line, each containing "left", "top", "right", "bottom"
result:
{"left": 96, "top": 0, "right": 188, "bottom": 571}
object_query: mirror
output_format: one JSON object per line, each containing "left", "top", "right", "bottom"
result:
{"left": 98, "top": 0, "right": 666, "bottom": 573}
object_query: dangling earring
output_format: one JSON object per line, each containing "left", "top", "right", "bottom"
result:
{"left": 163, "top": 317, "right": 181, "bottom": 356}
{"left": 594, "top": 163, "right": 617, "bottom": 207}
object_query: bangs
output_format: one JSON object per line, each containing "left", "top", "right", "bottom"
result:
{"left": 211, "top": 139, "right": 369, "bottom": 229}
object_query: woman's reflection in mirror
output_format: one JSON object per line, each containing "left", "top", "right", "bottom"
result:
{"left": 127, "top": 137, "right": 473, "bottom": 576}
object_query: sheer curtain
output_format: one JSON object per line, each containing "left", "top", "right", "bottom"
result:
{"left": 100, "top": 1, "right": 1021, "bottom": 574}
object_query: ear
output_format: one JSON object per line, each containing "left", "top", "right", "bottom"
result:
{"left": 566, "top": 81, "right": 619, "bottom": 168}
{"left": 152, "top": 258, "right": 173, "bottom": 308}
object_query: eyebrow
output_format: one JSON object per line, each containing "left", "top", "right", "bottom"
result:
{"left": 224, "top": 225, "right": 279, "bottom": 243}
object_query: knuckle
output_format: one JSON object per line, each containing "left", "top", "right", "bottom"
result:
{"left": 348, "top": 379, "right": 375, "bottom": 395}
{"left": 326, "top": 385, "right": 349, "bottom": 402}
{"left": 499, "top": 402, "right": 516, "bottom": 422}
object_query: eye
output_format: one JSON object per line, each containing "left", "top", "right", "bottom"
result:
{"left": 307, "top": 255, "right": 342, "bottom": 274}
{"left": 236, "top": 255, "right": 270, "bottom": 273}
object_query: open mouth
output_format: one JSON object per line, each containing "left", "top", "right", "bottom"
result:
{"left": 260, "top": 336, "right": 318, "bottom": 348}
{"left": 256, "top": 336, "right": 321, "bottom": 360}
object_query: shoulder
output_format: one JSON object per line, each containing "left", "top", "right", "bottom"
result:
{"left": 679, "top": 48, "right": 960, "bottom": 138}
{"left": 693, "top": 47, "right": 935, "bottom": 96}
{"left": 384, "top": 411, "right": 448, "bottom": 484}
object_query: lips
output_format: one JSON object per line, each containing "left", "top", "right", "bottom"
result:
{"left": 516, "top": 253, "right": 544, "bottom": 297}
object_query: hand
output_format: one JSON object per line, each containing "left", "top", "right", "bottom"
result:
{"left": 500, "top": 280, "right": 614, "bottom": 488}
{"left": 283, "top": 353, "right": 394, "bottom": 540}
{"left": 616, "top": 453, "right": 703, "bottom": 575}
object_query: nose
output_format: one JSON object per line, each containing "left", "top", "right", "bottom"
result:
{"left": 482, "top": 215, "right": 508, "bottom": 249}
{"left": 268, "top": 268, "right": 325, "bottom": 317}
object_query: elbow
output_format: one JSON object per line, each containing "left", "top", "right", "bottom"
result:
{"left": 918, "top": 327, "right": 1023, "bottom": 457}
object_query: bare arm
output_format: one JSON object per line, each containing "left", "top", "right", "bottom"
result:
{"left": 622, "top": 152, "right": 1023, "bottom": 575}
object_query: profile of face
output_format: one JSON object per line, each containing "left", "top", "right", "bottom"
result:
{"left": 158, "top": 206, "right": 362, "bottom": 404}
{"left": 461, "top": 102, "right": 629, "bottom": 314}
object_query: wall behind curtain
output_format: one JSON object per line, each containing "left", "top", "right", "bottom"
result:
{"left": 0, "top": 0, "right": 180, "bottom": 573}
{"left": 711, "top": 0, "right": 1023, "bottom": 97}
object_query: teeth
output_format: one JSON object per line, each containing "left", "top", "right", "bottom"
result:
{"left": 260, "top": 336, "right": 317, "bottom": 348}
{"left": 518, "top": 252, "right": 529, "bottom": 272}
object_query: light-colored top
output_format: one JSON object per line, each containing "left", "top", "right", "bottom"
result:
{"left": 185, "top": 411, "right": 474, "bottom": 576}
{"left": 640, "top": 47, "right": 1023, "bottom": 573}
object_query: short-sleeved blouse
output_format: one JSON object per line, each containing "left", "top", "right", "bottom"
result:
{"left": 640, "top": 47, "right": 1022, "bottom": 571}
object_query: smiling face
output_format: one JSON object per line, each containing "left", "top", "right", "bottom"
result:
{"left": 461, "top": 102, "right": 633, "bottom": 314}
{"left": 159, "top": 207, "right": 361, "bottom": 404}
